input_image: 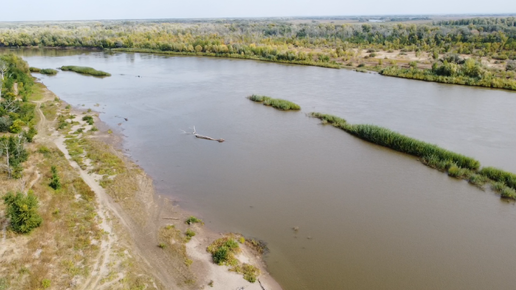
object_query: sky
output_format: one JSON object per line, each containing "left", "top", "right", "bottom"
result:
{"left": 1, "top": 0, "right": 515, "bottom": 21}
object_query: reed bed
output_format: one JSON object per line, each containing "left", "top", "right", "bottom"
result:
{"left": 480, "top": 167, "right": 516, "bottom": 190}
{"left": 60, "top": 66, "right": 111, "bottom": 77}
{"left": 30, "top": 67, "right": 58, "bottom": 75}
{"left": 248, "top": 94, "right": 301, "bottom": 111}
{"left": 310, "top": 112, "right": 516, "bottom": 200}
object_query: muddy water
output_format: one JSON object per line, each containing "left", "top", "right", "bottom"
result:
{"left": 11, "top": 48, "right": 516, "bottom": 290}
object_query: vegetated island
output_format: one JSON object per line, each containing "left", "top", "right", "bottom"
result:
{"left": 310, "top": 112, "right": 516, "bottom": 199}
{"left": 59, "top": 65, "right": 111, "bottom": 77}
{"left": 2, "top": 15, "right": 516, "bottom": 90}
{"left": 248, "top": 94, "right": 301, "bottom": 111}
{"left": 29, "top": 67, "right": 58, "bottom": 75}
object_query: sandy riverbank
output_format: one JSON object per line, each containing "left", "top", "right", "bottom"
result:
{"left": 1, "top": 82, "right": 282, "bottom": 290}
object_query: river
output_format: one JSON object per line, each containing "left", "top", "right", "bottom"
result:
{"left": 9, "top": 48, "right": 516, "bottom": 290}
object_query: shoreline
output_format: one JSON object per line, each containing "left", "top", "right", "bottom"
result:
{"left": 37, "top": 82, "right": 283, "bottom": 289}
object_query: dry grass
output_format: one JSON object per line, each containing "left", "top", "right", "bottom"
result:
{"left": 158, "top": 225, "right": 197, "bottom": 287}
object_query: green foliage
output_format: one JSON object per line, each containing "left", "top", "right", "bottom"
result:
{"left": 248, "top": 94, "right": 301, "bottom": 111}
{"left": 207, "top": 237, "right": 240, "bottom": 266}
{"left": 29, "top": 67, "right": 41, "bottom": 73}
{"left": 185, "top": 229, "right": 196, "bottom": 241}
{"left": 23, "top": 126, "right": 38, "bottom": 143}
{"left": 480, "top": 167, "right": 516, "bottom": 190}
{"left": 82, "top": 115, "right": 94, "bottom": 125}
{"left": 41, "top": 279, "right": 51, "bottom": 289}
{"left": 507, "top": 60, "right": 516, "bottom": 71}
{"left": 3, "top": 191, "right": 43, "bottom": 234}
{"left": 9, "top": 119, "right": 24, "bottom": 133}
{"left": 185, "top": 216, "right": 203, "bottom": 225}
{"left": 381, "top": 65, "right": 516, "bottom": 91}
{"left": 60, "top": 66, "right": 111, "bottom": 77}
{"left": 49, "top": 165, "right": 61, "bottom": 190}
{"left": 40, "top": 68, "right": 58, "bottom": 75}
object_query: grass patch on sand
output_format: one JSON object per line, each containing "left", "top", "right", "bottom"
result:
{"left": 206, "top": 234, "right": 262, "bottom": 283}
{"left": 60, "top": 66, "right": 111, "bottom": 77}
{"left": 248, "top": 94, "right": 301, "bottom": 111}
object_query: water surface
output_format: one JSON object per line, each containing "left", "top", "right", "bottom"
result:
{"left": 11, "top": 48, "right": 516, "bottom": 290}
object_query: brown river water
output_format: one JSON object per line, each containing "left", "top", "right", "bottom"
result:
{"left": 9, "top": 48, "right": 516, "bottom": 290}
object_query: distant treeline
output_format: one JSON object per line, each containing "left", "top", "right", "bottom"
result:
{"left": 1, "top": 18, "right": 516, "bottom": 60}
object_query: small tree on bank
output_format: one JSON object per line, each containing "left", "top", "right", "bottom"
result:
{"left": 48, "top": 166, "right": 61, "bottom": 190}
{"left": 3, "top": 191, "right": 42, "bottom": 234}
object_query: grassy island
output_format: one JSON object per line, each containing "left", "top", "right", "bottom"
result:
{"left": 30, "top": 67, "right": 58, "bottom": 75}
{"left": 310, "top": 112, "right": 516, "bottom": 199}
{"left": 60, "top": 66, "right": 111, "bottom": 77}
{"left": 248, "top": 94, "right": 301, "bottom": 111}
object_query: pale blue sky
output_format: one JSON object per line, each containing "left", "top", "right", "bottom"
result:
{"left": 2, "top": 0, "right": 515, "bottom": 21}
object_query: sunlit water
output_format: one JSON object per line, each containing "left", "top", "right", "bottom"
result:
{"left": 9, "top": 48, "right": 516, "bottom": 290}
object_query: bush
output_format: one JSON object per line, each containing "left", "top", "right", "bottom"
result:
{"left": 185, "top": 216, "right": 203, "bottom": 225}
{"left": 23, "top": 126, "right": 37, "bottom": 142}
{"left": 9, "top": 119, "right": 25, "bottom": 133}
{"left": 48, "top": 166, "right": 61, "bottom": 190}
{"left": 3, "top": 191, "right": 43, "bottom": 234}
{"left": 185, "top": 229, "right": 196, "bottom": 241}
{"left": 82, "top": 115, "right": 94, "bottom": 125}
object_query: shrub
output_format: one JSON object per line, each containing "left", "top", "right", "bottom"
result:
{"left": 41, "top": 279, "right": 51, "bottom": 289}
{"left": 207, "top": 237, "right": 240, "bottom": 265}
{"left": 185, "top": 216, "right": 203, "bottom": 225}
{"left": 82, "top": 115, "right": 94, "bottom": 125}
{"left": 185, "top": 229, "right": 196, "bottom": 241}
{"left": 23, "top": 126, "right": 37, "bottom": 142}
{"left": 500, "top": 187, "right": 516, "bottom": 199}
{"left": 9, "top": 119, "right": 25, "bottom": 134}
{"left": 48, "top": 166, "right": 61, "bottom": 190}
{"left": 29, "top": 67, "right": 41, "bottom": 73}
{"left": 3, "top": 191, "right": 43, "bottom": 234}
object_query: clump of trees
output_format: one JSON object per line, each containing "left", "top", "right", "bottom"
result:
{"left": 3, "top": 191, "right": 43, "bottom": 234}
{"left": 0, "top": 54, "right": 35, "bottom": 178}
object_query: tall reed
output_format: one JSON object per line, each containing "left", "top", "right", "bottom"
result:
{"left": 248, "top": 94, "right": 301, "bottom": 111}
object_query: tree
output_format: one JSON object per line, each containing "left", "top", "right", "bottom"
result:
{"left": 48, "top": 166, "right": 61, "bottom": 190}
{"left": 3, "top": 191, "right": 43, "bottom": 234}
{"left": 0, "top": 60, "right": 8, "bottom": 100}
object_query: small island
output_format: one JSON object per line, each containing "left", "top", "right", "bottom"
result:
{"left": 248, "top": 94, "right": 301, "bottom": 111}
{"left": 60, "top": 65, "right": 111, "bottom": 77}
{"left": 30, "top": 67, "right": 58, "bottom": 75}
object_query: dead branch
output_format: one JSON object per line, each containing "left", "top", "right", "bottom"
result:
{"left": 181, "top": 126, "right": 225, "bottom": 143}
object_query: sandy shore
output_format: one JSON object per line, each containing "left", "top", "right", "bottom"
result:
{"left": 6, "top": 83, "right": 283, "bottom": 290}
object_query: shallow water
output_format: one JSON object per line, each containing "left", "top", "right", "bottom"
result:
{"left": 11, "top": 48, "right": 516, "bottom": 290}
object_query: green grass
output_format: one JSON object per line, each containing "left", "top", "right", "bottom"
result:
{"left": 248, "top": 94, "right": 301, "bottom": 111}
{"left": 30, "top": 67, "right": 58, "bottom": 75}
{"left": 480, "top": 167, "right": 516, "bottom": 191}
{"left": 185, "top": 229, "right": 196, "bottom": 241}
{"left": 60, "top": 66, "right": 111, "bottom": 77}
{"left": 185, "top": 216, "right": 203, "bottom": 225}
{"left": 206, "top": 237, "right": 240, "bottom": 266}
{"left": 40, "top": 69, "right": 58, "bottom": 75}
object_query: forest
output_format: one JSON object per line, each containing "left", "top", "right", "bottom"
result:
{"left": 1, "top": 16, "right": 516, "bottom": 88}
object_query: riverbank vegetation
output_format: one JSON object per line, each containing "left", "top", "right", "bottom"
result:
{"left": 1, "top": 16, "right": 516, "bottom": 89}
{"left": 310, "top": 112, "right": 516, "bottom": 199}
{"left": 206, "top": 234, "right": 260, "bottom": 283}
{"left": 60, "top": 66, "right": 111, "bottom": 77}
{"left": 249, "top": 94, "right": 301, "bottom": 111}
